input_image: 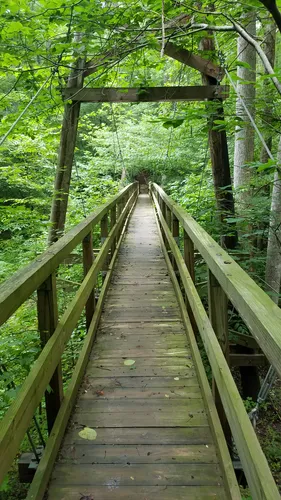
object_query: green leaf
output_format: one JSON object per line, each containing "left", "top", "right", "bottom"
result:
{"left": 78, "top": 427, "right": 97, "bottom": 440}
{"left": 124, "top": 359, "right": 136, "bottom": 366}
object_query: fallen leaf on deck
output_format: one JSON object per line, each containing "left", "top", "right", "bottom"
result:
{"left": 124, "top": 359, "right": 135, "bottom": 366}
{"left": 79, "top": 427, "right": 97, "bottom": 440}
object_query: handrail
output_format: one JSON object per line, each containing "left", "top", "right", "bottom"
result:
{"left": 0, "top": 183, "right": 135, "bottom": 327}
{"left": 150, "top": 183, "right": 280, "bottom": 500}
{"left": 0, "top": 183, "right": 138, "bottom": 487}
{"left": 151, "top": 183, "right": 281, "bottom": 378}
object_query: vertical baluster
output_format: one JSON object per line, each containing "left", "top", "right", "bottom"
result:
{"left": 208, "top": 269, "right": 231, "bottom": 448}
{"left": 166, "top": 206, "right": 172, "bottom": 231}
{"left": 101, "top": 213, "right": 109, "bottom": 282}
{"left": 110, "top": 205, "right": 117, "bottom": 260}
{"left": 183, "top": 230, "right": 197, "bottom": 332}
{"left": 83, "top": 230, "right": 95, "bottom": 330}
{"left": 172, "top": 214, "right": 179, "bottom": 271}
{"left": 37, "top": 274, "right": 63, "bottom": 433}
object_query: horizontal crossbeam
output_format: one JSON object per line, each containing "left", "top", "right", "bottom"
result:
{"left": 62, "top": 85, "right": 229, "bottom": 103}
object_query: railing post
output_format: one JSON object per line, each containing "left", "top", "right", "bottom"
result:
{"left": 208, "top": 269, "right": 231, "bottom": 448}
{"left": 166, "top": 206, "right": 172, "bottom": 231}
{"left": 183, "top": 229, "right": 197, "bottom": 332}
{"left": 37, "top": 274, "right": 63, "bottom": 434}
{"left": 110, "top": 205, "right": 117, "bottom": 259}
{"left": 172, "top": 213, "right": 179, "bottom": 271}
{"left": 83, "top": 230, "right": 95, "bottom": 330}
{"left": 101, "top": 213, "right": 108, "bottom": 281}
{"left": 183, "top": 230, "right": 195, "bottom": 282}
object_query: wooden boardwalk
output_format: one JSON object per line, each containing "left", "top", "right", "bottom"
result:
{"left": 47, "top": 194, "right": 229, "bottom": 499}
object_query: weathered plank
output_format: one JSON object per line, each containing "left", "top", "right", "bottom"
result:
{"left": 62, "top": 86, "right": 229, "bottom": 103}
{"left": 50, "top": 463, "right": 223, "bottom": 486}
{"left": 62, "top": 426, "right": 213, "bottom": 446}
{"left": 58, "top": 444, "right": 217, "bottom": 464}
{"left": 47, "top": 485, "right": 227, "bottom": 499}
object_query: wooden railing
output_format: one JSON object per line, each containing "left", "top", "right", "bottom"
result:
{"left": 0, "top": 182, "right": 138, "bottom": 496}
{"left": 150, "top": 182, "right": 281, "bottom": 500}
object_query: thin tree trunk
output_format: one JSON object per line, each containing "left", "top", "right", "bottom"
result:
{"left": 200, "top": 36, "right": 237, "bottom": 249}
{"left": 260, "top": 19, "right": 276, "bottom": 164}
{"left": 234, "top": 13, "right": 256, "bottom": 212}
{"left": 265, "top": 138, "right": 281, "bottom": 303}
{"left": 257, "top": 19, "right": 276, "bottom": 250}
{"left": 48, "top": 44, "right": 84, "bottom": 245}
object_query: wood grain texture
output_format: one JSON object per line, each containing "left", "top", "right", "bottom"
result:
{"left": 62, "top": 86, "right": 229, "bottom": 102}
{"left": 47, "top": 194, "right": 230, "bottom": 499}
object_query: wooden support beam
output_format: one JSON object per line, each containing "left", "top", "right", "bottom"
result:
{"left": 164, "top": 42, "right": 224, "bottom": 80}
{"left": 172, "top": 214, "right": 179, "bottom": 272}
{"left": 208, "top": 270, "right": 231, "bottom": 449}
{"left": 229, "top": 354, "right": 267, "bottom": 367}
{"left": 110, "top": 206, "right": 117, "bottom": 258}
{"left": 62, "top": 86, "right": 229, "bottom": 103}
{"left": 82, "top": 231, "right": 95, "bottom": 331}
{"left": 230, "top": 332, "right": 259, "bottom": 350}
{"left": 101, "top": 214, "right": 108, "bottom": 282}
{"left": 37, "top": 274, "right": 63, "bottom": 434}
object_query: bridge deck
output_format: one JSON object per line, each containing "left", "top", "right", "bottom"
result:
{"left": 47, "top": 194, "right": 229, "bottom": 499}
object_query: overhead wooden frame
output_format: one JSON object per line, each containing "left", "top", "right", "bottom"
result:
{"left": 62, "top": 85, "right": 229, "bottom": 103}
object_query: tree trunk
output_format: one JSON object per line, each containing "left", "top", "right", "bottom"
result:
{"left": 233, "top": 13, "right": 256, "bottom": 211}
{"left": 260, "top": 19, "right": 276, "bottom": 164}
{"left": 256, "top": 19, "right": 276, "bottom": 250}
{"left": 200, "top": 36, "right": 237, "bottom": 249}
{"left": 265, "top": 138, "right": 281, "bottom": 303}
{"left": 48, "top": 53, "right": 84, "bottom": 245}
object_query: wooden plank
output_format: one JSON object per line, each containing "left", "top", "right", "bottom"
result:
{"left": 63, "top": 427, "right": 213, "bottom": 446}
{"left": 91, "top": 348, "right": 191, "bottom": 358}
{"left": 71, "top": 411, "right": 208, "bottom": 427}
{"left": 152, "top": 183, "right": 281, "bottom": 380}
{"left": 0, "top": 183, "right": 137, "bottom": 327}
{"left": 78, "top": 387, "right": 202, "bottom": 399}
{"left": 208, "top": 270, "right": 231, "bottom": 448}
{"left": 62, "top": 86, "right": 229, "bottom": 102}
{"left": 58, "top": 444, "right": 218, "bottom": 464}
{"left": 230, "top": 332, "right": 258, "bottom": 349}
{"left": 87, "top": 366, "right": 195, "bottom": 377}
{"left": 37, "top": 274, "right": 63, "bottom": 434}
{"left": 47, "top": 485, "right": 227, "bottom": 499}
{"left": 151, "top": 188, "right": 280, "bottom": 499}
{"left": 229, "top": 354, "right": 267, "bottom": 367}
{"left": 88, "top": 357, "right": 192, "bottom": 366}
{"left": 164, "top": 41, "right": 224, "bottom": 80}
{"left": 75, "top": 398, "right": 204, "bottom": 412}
{"left": 49, "top": 463, "right": 223, "bottom": 486}
{"left": 82, "top": 230, "right": 95, "bottom": 330}
{"left": 81, "top": 376, "right": 198, "bottom": 389}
